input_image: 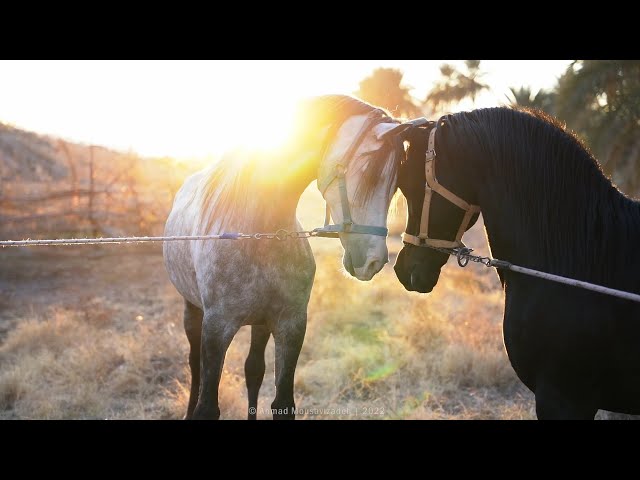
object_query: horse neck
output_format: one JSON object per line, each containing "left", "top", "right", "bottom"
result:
{"left": 472, "top": 137, "right": 640, "bottom": 283}
{"left": 252, "top": 147, "right": 322, "bottom": 226}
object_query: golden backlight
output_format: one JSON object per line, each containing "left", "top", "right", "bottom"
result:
{"left": 232, "top": 102, "right": 299, "bottom": 152}
{"left": 0, "top": 60, "right": 571, "bottom": 159}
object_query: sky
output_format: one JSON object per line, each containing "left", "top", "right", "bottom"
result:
{"left": 0, "top": 60, "right": 572, "bottom": 159}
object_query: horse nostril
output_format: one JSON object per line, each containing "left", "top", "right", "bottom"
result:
{"left": 365, "top": 259, "right": 386, "bottom": 278}
{"left": 409, "top": 267, "right": 436, "bottom": 293}
{"left": 410, "top": 267, "right": 420, "bottom": 287}
{"left": 344, "top": 253, "right": 355, "bottom": 275}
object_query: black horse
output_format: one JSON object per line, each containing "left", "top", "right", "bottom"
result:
{"left": 393, "top": 107, "right": 640, "bottom": 419}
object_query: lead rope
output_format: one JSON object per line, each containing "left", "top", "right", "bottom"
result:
{"left": 5, "top": 233, "right": 640, "bottom": 303}
{"left": 0, "top": 228, "right": 330, "bottom": 247}
{"left": 430, "top": 245, "right": 640, "bottom": 304}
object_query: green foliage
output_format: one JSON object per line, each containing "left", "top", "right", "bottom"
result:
{"left": 355, "top": 68, "right": 423, "bottom": 118}
{"left": 356, "top": 60, "right": 640, "bottom": 195}
{"left": 357, "top": 61, "right": 490, "bottom": 120}
{"left": 506, "top": 86, "right": 557, "bottom": 115}
{"left": 555, "top": 60, "right": 640, "bottom": 195}
{"left": 425, "top": 60, "right": 489, "bottom": 113}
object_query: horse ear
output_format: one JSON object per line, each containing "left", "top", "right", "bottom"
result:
{"left": 373, "top": 122, "right": 406, "bottom": 141}
{"left": 375, "top": 118, "right": 432, "bottom": 142}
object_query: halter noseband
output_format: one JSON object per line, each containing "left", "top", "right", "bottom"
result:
{"left": 314, "top": 110, "right": 398, "bottom": 238}
{"left": 402, "top": 118, "right": 481, "bottom": 249}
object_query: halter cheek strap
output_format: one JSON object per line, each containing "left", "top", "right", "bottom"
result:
{"left": 314, "top": 110, "right": 396, "bottom": 238}
{"left": 402, "top": 122, "right": 481, "bottom": 249}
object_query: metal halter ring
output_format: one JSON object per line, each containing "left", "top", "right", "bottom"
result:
{"left": 456, "top": 247, "right": 472, "bottom": 267}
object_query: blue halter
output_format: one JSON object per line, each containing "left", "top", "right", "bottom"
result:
{"left": 313, "top": 110, "right": 397, "bottom": 238}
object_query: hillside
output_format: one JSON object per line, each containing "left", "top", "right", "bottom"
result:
{"left": 0, "top": 123, "right": 68, "bottom": 182}
{"left": 0, "top": 122, "right": 198, "bottom": 239}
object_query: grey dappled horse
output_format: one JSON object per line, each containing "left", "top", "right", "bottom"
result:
{"left": 163, "top": 95, "right": 403, "bottom": 419}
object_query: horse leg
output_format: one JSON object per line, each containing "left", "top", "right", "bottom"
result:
{"left": 183, "top": 300, "right": 203, "bottom": 420}
{"left": 535, "top": 381, "right": 597, "bottom": 420}
{"left": 244, "top": 325, "right": 270, "bottom": 420}
{"left": 269, "top": 310, "right": 307, "bottom": 420}
{"left": 191, "top": 311, "right": 240, "bottom": 420}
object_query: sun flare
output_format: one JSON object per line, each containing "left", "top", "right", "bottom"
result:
{"left": 223, "top": 100, "right": 299, "bottom": 152}
{"left": 0, "top": 60, "right": 572, "bottom": 160}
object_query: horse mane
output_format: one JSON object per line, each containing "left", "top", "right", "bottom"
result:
{"left": 440, "top": 106, "right": 640, "bottom": 283}
{"left": 191, "top": 94, "right": 401, "bottom": 233}
{"left": 297, "top": 95, "right": 401, "bottom": 203}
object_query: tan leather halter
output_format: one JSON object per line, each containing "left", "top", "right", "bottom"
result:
{"left": 402, "top": 121, "right": 481, "bottom": 249}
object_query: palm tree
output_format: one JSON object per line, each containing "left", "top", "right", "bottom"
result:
{"left": 555, "top": 60, "right": 640, "bottom": 195}
{"left": 425, "top": 60, "right": 489, "bottom": 113}
{"left": 355, "top": 68, "right": 423, "bottom": 119}
{"left": 506, "top": 86, "right": 556, "bottom": 114}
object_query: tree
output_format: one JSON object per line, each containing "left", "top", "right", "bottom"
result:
{"left": 355, "top": 68, "right": 422, "bottom": 118}
{"left": 506, "top": 86, "right": 556, "bottom": 114}
{"left": 425, "top": 60, "right": 489, "bottom": 113}
{"left": 555, "top": 60, "right": 640, "bottom": 194}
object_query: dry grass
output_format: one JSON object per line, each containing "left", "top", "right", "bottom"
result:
{"left": 287, "top": 242, "right": 535, "bottom": 420}
{"left": 0, "top": 189, "right": 538, "bottom": 419}
{"left": 0, "top": 289, "right": 185, "bottom": 419}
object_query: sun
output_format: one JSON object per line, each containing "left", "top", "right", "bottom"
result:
{"left": 167, "top": 88, "right": 306, "bottom": 160}
{"left": 0, "top": 60, "right": 573, "bottom": 160}
{"left": 223, "top": 99, "right": 299, "bottom": 152}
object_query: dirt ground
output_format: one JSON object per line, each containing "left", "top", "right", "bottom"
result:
{"left": 0, "top": 240, "right": 631, "bottom": 420}
{"left": 0, "top": 246, "right": 174, "bottom": 340}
